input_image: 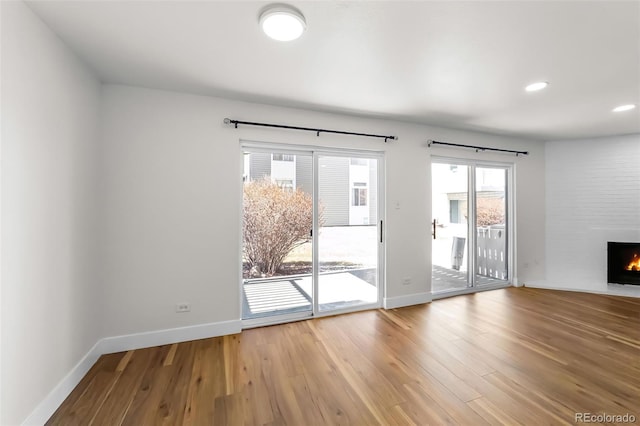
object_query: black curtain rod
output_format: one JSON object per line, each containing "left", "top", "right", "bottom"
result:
{"left": 427, "top": 140, "right": 528, "bottom": 156}
{"left": 224, "top": 118, "right": 397, "bottom": 142}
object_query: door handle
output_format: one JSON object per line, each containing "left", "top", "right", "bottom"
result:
{"left": 432, "top": 219, "right": 437, "bottom": 239}
{"left": 380, "top": 220, "right": 383, "bottom": 243}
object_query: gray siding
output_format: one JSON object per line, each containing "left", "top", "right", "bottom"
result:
{"left": 319, "top": 157, "right": 350, "bottom": 226}
{"left": 295, "top": 155, "right": 312, "bottom": 195}
{"left": 246, "top": 153, "right": 377, "bottom": 227}
{"left": 249, "top": 152, "right": 271, "bottom": 181}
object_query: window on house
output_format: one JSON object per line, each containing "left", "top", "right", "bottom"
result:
{"left": 352, "top": 182, "right": 367, "bottom": 206}
{"left": 276, "top": 179, "right": 294, "bottom": 190}
{"left": 272, "top": 154, "right": 294, "bottom": 162}
{"left": 350, "top": 158, "right": 368, "bottom": 166}
{"left": 450, "top": 200, "right": 460, "bottom": 223}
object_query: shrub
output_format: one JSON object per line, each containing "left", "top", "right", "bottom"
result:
{"left": 243, "top": 179, "right": 313, "bottom": 277}
{"left": 476, "top": 197, "right": 505, "bottom": 226}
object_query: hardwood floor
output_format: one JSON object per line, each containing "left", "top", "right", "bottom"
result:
{"left": 47, "top": 288, "right": 640, "bottom": 425}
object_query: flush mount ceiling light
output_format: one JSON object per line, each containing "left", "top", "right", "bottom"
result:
{"left": 259, "top": 4, "right": 306, "bottom": 41}
{"left": 525, "top": 81, "right": 549, "bottom": 92}
{"left": 612, "top": 104, "right": 636, "bottom": 112}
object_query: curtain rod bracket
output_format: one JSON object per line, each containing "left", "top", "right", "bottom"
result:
{"left": 223, "top": 118, "right": 238, "bottom": 128}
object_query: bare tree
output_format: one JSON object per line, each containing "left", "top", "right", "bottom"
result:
{"left": 476, "top": 197, "right": 505, "bottom": 226}
{"left": 243, "top": 179, "right": 313, "bottom": 277}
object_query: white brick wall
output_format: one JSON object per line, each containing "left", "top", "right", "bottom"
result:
{"left": 543, "top": 134, "right": 640, "bottom": 296}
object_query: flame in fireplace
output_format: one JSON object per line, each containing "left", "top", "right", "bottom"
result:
{"left": 626, "top": 254, "right": 640, "bottom": 271}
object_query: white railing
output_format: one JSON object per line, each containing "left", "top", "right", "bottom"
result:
{"left": 477, "top": 225, "right": 507, "bottom": 279}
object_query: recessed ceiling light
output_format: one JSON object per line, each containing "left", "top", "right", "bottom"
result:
{"left": 259, "top": 4, "right": 306, "bottom": 41}
{"left": 525, "top": 81, "right": 549, "bottom": 92}
{"left": 612, "top": 104, "right": 636, "bottom": 112}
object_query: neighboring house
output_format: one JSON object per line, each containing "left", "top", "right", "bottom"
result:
{"left": 244, "top": 153, "right": 378, "bottom": 226}
{"left": 433, "top": 165, "right": 506, "bottom": 226}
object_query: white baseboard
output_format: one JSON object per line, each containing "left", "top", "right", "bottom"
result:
{"left": 383, "top": 292, "right": 432, "bottom": 309}
{"left": 22, "top": 319, "right": 242, "bottom": 425}
{"left": 522, "top": 280, "right": 550, "bottom": 289}
{"left": 523, "top": 281, "right": 640, "bottom": 298}
{"left": 22, "top": 341, "right": 103, "bottom": 426}
{"left": 97, "top": 320, "right": 242, "bottom": 355}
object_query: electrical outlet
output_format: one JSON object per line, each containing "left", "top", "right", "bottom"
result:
{"left": 402, "top": 277, "right": 412, "bottom": 286}
{"left": 176, "top": 303, "right": 191, "bottom": 313}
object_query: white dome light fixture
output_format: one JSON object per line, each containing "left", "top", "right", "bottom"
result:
{"left": 525, "top": 81, "right": 549, "bottom": 92}
{"left": 259, "top": 4, "right": 306, "bottom": 41}
{"left": 612, "top": 104, "right": 636, "bottom": 112}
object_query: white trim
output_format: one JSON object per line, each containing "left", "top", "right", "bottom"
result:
{"left": 468, "top": 164, "right": 476, "bottom": 284}
{"left": 377, "top": 156, "right": 386, "bottom": 309}
{"left": 243, "top": 311, "right": 313, "bottom": 329}
{"left": 431, "top": 155, "right": 515, "bottom": 168}
{"left": 97, "top": 320, "right": 242, "bottom": 354}
{"left": 22, "top": 341, "right": 103, "bottom": 426}
{"left": 312, "top": 152, "right": 319, "bottom": 315}
{"left": 239, "top": 142, "right": 386, "bottom": 326}
{"left": 432, "top": 282, "right": 511, "bottom": 300}
{"left": 510, "top": 164, "right": 518, "bottom": 288}
{"left": 523, "top": 281, "right": 640, "bottom": 298}
{"left": 383, "top": 292, "right": 432, "bottom": 309}
{"left": 22, "top": 319, "right": 242, "bottom": 425}
{"left": 240, "top": 139, "right": 385, "bottom": 157}
{"left": 316, "top": 302, "right": 382, "bottom": 318}
{"left": 430, "top": 157, "right": 515, "bottom": 293}
{"left": 238, "top": 143, "right": 245, "bottom": 327}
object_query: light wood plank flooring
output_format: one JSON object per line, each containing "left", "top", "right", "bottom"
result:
{"left": 47, "top": 288, "right": 640, "bottom": 425}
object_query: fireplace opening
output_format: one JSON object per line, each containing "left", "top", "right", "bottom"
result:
{"left": 608, "top": 242, "right": 640, "bottom": 286}
{"left": 627, "top": 253, "right": 640, "bottom": 271}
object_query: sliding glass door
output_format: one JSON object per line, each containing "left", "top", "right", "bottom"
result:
{"left": 317, "top": 155, "right": 380, "bottom": 312}
{"left": 475, "top": 167, "right": 509, "bottom": 286}
{"left": 431, "top": 163, "right": 471, "bottom": 292}
{"left": 242, "top": 145, "right": 383, "bottom": 324}
{"left": 241, "top": 149, "right": 314, "bottom": 320}
{"left": 431, "top": 159, "right": 512, "bottom": 295}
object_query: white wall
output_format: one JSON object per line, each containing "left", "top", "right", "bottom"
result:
{"left": 1, "top": 2, "right": 102, "bottom": 424}
{"left": 539, "top": 134, "right": 640, "bottom": 296}
{"left": 98, "top": 84, "right": 546, "bottom": 338}
{"left": 0, "top": 7, "right": 547, "bottom": 419}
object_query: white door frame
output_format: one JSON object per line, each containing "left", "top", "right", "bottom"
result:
{"left": 240, "top": 141, "right": 385, "bottom": 328}
{"left": 431, "top": 156, "right": 515, "bottom": 299}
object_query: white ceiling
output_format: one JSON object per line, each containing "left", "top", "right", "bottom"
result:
{"left": 27, "top": 1, "right": 640, "bottom": 141}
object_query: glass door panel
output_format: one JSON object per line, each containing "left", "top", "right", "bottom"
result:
{"left": 475, "top": 167, "right": 508, "bottom": 285}
{"left": 242, "top": 150, "right": 313, "bottom": 320}
{"left": 431, "top": 163, "right": 470, "bottom": 293}
{"left": 317, "top": 155, "right": 379, "bottom": 312}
